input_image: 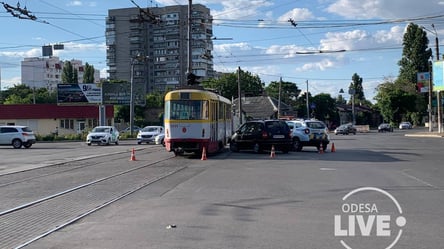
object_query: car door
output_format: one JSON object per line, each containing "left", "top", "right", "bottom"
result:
{"left": 0, "top": 127, "right": 6, "bottom": 144}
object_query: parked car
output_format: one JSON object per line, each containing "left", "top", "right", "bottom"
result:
{"left": 137, "top": 126, "right": 164, "bottom": 144}
{"left": 0, "top": 125, "right": 36, "bottom": 149}
{"left": 286, "top": 119, "right": 330, "bottom": 152}
{"left": 399, "top": 122, "right": 412, "bottom": 129}
{"left": 229, "top": 120, "right": 292, "bottom": 153}
{"left": 334, "top": 123, "right": 357, "bottom": 135}
{"left": 378, "top": 123, "right": 393, "bottom": 132}
{"left": 154, "top": 133, "right": 165, "bottom": 146}
{"left": 120, "top": 126, "right": 141, "bottom": 134}
{"left": 86, "top": 126, "right": 119, "bottom": 146}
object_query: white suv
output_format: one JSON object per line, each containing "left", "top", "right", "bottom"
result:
{"left": 0, "top": 125, "right": 36, "bottom": 149}
{"left": 286, "top": 120, "right": 330, "bottom": 152}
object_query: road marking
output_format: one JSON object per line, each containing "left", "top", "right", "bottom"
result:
{"left": 320, "top": 167, "right": 336, "bottom": 171}
{"left": 402, "top": 171, "right": 437, "bottom": 189}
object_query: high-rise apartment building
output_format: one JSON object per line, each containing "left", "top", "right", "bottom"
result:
{"left": 106, "top": 4, "right": 213, "bottom": 93}
{"left": 21, "top": 57, "right": 100, "bottom": 91}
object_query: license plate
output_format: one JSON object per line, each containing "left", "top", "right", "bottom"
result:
{"left": 273, "top": 135, "right": 284, "bottom": 138}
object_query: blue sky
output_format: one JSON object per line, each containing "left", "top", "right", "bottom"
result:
{"left": 1, "top": 0, "right": 444, "bottom": 103}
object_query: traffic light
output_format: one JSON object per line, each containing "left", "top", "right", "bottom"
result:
{"left": 187, "top": 73, "right": 200, "bottom": 85}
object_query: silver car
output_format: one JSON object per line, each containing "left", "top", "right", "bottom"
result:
{"left": 137, "top": 126, "right": 164, "bottom": 144}
{"left": 86, "top": 126, "right": 119, "bottom": 146}
{"left": 0, "top": 125, "right": 36, "bottom": 149}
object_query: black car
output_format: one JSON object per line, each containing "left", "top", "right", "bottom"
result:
{"left": 229, "top": 120, "right": 292, "bottom": 153}
{"left": 334, "top": 123, "right": 357, "bottom": 135}
{"left": 378, "top": 123, "right": 393, "bottom": 132}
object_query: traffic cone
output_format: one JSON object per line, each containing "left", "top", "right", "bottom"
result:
{"left": 270, "top": 145, "right": 276, "bottom": 158}
{"left": 201, "top": 146, "right": 207, "bottom": 160}
{"left": 331, "top": 142, "right": 336, "bottom": 152}
{"left": 130, "top": 148, "right": 136, "bottom": 161}
{"left": 318, "top": 143, "right": 324, "bottom": 154}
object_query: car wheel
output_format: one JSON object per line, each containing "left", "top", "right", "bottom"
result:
{"left": 282, "top": 147, "right": 289, "bottom": 154}
{"left": 106, "top": 139, "right": 110, "bottom": 145}
{"left": 23, "top": 143, "right": 32, "bottom": 148}
{"left": 87, "top": 143, "right": 91, "bottom": 146}
{"left": 229, "top": 142, "right": 239, "bottom": 152}
{"left": 12, "top": 139, "right": 22, "bottom": 149}
{"left": 115, "top": 140, "right": 119, "bottom": 145}
{"left": 161, "top": 139, "right": 165, "bottom": 147}
{"left": 253, "top": 143, "right": 262, "bottom": 153}
{"left": 292, "top": 138, "right": 303, "bottom": 152}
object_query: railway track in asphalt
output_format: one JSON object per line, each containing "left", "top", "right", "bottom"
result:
{"left": 0, "top": 147, "right": 189, "bottom": 249}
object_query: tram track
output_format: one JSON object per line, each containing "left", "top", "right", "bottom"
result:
{"left": 0, "top": 147, "right": 190, "bottom": 249}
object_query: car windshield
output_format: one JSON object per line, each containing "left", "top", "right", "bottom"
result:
{"left": 93, "top": 127, "right": 110, "bottom": 133}
{"left": 306, "top": 122, "right": 325, "bottom": 129}
{"left": 142, "top": 127, "right": 159, "bottom": 132}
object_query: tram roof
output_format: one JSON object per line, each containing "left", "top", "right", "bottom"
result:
{"left": 165, "top": 88, "right": 231, "bottom": 104}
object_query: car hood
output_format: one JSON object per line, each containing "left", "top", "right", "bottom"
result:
{"left": 88, "top": 132, "right": 111, "bottom": 136}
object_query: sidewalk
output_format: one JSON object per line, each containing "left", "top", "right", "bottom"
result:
{"left": 404, "top": 130, "right": 444, "bottom": 138}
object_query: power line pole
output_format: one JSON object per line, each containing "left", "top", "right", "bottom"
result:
{"left": 238, "top": 66, "right": 242, "bottom": 125}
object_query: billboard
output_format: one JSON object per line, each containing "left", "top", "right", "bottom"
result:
{"left": 433, "top": 61, "right": 444, "bottom": 91}
{"left": 102, "top": 82, "right": 146, "bottom": 105}
{"left": 417, "top": 72, "right": 430, "bottom": 93}
{"left": 57, "top": 84, "right": 102, "bottom": 104}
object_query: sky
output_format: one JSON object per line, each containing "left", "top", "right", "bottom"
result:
{"left": 1, "top": 0, "right": 444, "bottom": 103}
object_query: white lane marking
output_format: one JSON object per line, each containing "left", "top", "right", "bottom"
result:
{"left": 320, "top": 167, "right": 336, "bottom": 171}
{"left": 402, "top": 171, "right": 437, "bottom": 189}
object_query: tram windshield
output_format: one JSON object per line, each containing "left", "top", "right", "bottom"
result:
{"left": 165, "top": 100, "right": 209, "bottom": 120}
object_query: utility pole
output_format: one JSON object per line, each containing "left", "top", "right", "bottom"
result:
{"left": 278, "top": 77, "right": 282, "bottom": 119}
{"left": 238, "top": 66, "right": 242, "bottom": 125}
{"left": 187, "top": 0, "right": 192, "bottom": 80}
{"left": 306, "top": 80, "right": 309, "bottom": 119}
{"left": 432, "top": 24, "right": 442, "bottom": 133}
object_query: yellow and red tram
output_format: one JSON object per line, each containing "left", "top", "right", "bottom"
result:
{"left": 164, "top": 88, "right": 232, "bottom": 155}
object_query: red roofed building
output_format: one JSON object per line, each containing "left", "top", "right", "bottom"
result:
{"left": 0, "top": 104, "right": 114, "bottom": 135}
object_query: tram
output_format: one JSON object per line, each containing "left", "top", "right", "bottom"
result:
{"left": 164, "top": 87, "right": 232, "bottom": 155}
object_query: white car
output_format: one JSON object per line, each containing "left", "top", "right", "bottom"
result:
{"left": 86, "top": 126, "right": 119, "bottom": 146}
{"left": 154, "top": 133, "right": 165, "bottom": 146}
{"left": 399, "top": 122, "right": 412, "bottom": 129}
{"left": 137, "top": 126, "right": 164, "bottom": 144}
{"left": 0, "top": 125, "right": 36, "bottom": 149}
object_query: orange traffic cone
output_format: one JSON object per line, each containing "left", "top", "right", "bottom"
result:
{"left": 331, "top": 142, "right": 336, "bottom": 152}
{"left": 201, "top": 146, "right": 207, "bottom": 160}
{"left": 318, "top": 143, "right": 324, "bottom": 154}
{"left": 270, "top": 145, "right": 276, "bottom": 158}
{"left": 130, "top": 148, "right": 136, "bottom": 161}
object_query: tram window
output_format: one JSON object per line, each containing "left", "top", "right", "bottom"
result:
{"left": 168, "top": 100, "right": 208, "bottom": 120}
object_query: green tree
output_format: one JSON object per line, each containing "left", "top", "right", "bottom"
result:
{"left": 374, "top": 80, "right": 418, "bottom": 124}
{"left": 311, "top": 93, "right": 338, "bottom": 123}
{"left": 201, "top": 69, "right": 264, "bottom": 99}
{"left": 264, "top": 80, "right": 301, "bottom": 106}
{"left": 62, "top": 61, "right": 78, "bottom": 83}
{"left": 397, "top": 23, "right": 432, "bottom": 90}
{"left": 83, "top": 62, "right": 95, "bottom": 83}
{"left": 2, "top": 84, "right": 56, "bottom": 104}
{"left": 350, "top": 73, "right": 365, "bottom": 102}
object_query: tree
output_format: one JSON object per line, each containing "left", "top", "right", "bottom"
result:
{"left": 201, "top": 69, "right": 264, "bottom": 99}
{"left": 350, "top": 73, "right": 365, "bottom": 103}
{"left": 311, "top": 93, "right": 338, "bottom": 124}
{"left": 2, "top": 84, "right": 56, "bottom": 104}
{"left": 397, "top": 23, "right": 432, "bottom": 90}
{"left": 83, "top": 62, "right": 95, "bottom": 83}
{"left": 62, "top": 61, "right": 78, "bottom": 83}
{"left": 264, "top": 80, "right": 301, "bottom": 106}
{"left": 374, "top": 79, "right": 418, "bottom": 124}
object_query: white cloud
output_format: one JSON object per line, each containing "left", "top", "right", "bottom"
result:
{"left": 296, "top": 58, "right": 336, "bottom": 72}
{"left": 326, "top": 0, "right": 444, "bottom": 19}
{"left": 277, "top": 8, "right": 314, "bottom": 22}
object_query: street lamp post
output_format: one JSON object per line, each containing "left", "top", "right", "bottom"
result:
{"left": 130, "top": 54, "right": 148, "bottom": 136}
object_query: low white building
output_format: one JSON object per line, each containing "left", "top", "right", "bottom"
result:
{"left": 21, "top": 56, "right": 100, "bottom": 91}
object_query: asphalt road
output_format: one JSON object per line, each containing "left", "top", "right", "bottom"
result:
{"left": 1, "top": 131, "right": 443, "bottom": 249}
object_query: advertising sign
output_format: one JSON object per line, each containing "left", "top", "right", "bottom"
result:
{"left": 433, "top": 61, "right": 444, "bottom": 91}
{"left": 417, "top": 72, "right": 430, "bottom": 93}
{"left": 57, "top": 83, "right": 102, "bottom": 104}
{"left": 102, "top": 82, "right": 146, "bottom": 106}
